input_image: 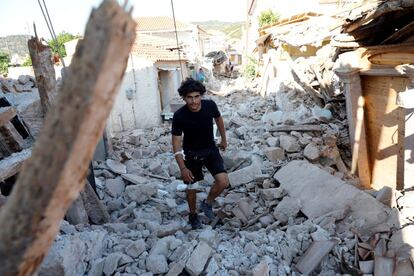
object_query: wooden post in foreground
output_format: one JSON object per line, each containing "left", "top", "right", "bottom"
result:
{"left": 0, "top": 1, "right": 136, "bottom": 275}
{"left": 28, "top": 36, "right": 56, "bottom": 116}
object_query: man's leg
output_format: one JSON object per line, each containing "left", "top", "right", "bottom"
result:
{"left": 206, "top": 172, "right": 229, "bottom": 204}
{"left": 187, "top": 189, "right": 197, "bottom": 214}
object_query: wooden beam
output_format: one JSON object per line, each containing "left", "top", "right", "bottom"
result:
{"left": 0, "top": 122, "right": 25, "bottom": 153}
{"left": 335, "top": 68, "right": 371, "bottom": 188}
{"left": 268, "top": 125, "right": 323, "bottom": 132}
{"left": 0, "top": 149, "right": 31, "bottom": 182}
{"left": 289, "top": 61, "right": 324, "bottom": 107}
{"left": 28, "top": 37, "right": 56, "bottom": 116}
{"left": 0, "top": 1, "right": 136, "bottom": 275}
{"left": 0, "top": 107, "right": 17, "bottom": 127}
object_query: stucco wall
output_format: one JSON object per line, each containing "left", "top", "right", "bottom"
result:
{"left": 108, "top": 56, "right": 161, "bottom": 136}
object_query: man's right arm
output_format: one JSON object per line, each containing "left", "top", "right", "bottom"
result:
{"left": 172, "top": 135, "right": 186, "bottom": 170}
{"left": 172, "top": 135, "right": 194, "bottom": 182}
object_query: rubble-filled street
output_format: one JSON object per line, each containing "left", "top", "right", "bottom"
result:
{"left": 34, "top": 77, "right": 413, "bottom": 275}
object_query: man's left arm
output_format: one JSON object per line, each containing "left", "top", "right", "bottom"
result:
{"left": 214, "top": 116, "right": 227, "bottom": 151}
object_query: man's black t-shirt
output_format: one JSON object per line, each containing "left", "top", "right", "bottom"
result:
{"left": 172, "top": 99, "right": 220, "bottom": 151}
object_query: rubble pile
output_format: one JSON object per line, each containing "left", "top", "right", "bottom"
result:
{"left": 0, "top": 75, "right": 44, "bottom": 137}
{"left": 38, "top": 84, "right": 414, "bottom": 275}
{"left": 0, "top": 75, "right": 37, "bottom": 93}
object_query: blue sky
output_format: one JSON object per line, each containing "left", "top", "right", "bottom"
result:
{"left": 0, "top": 0, "right": 246, "bottom": 38}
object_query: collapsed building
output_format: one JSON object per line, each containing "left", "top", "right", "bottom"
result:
{"left": 0, "top": 0, "right": 414, "bottom": 275}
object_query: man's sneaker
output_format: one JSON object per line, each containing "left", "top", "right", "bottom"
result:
{"left": 189, "top": 214, "right": 202, "bottom": 229}
{"left": 200, "top": 200, "right": 215, "bottom": 220}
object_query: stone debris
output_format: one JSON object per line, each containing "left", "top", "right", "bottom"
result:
{"left": 35, "top": 76, "right": 414, "bottom": 275}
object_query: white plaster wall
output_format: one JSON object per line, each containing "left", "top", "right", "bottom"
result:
{"left": 108, "top": 56, "right": 161, "bottom": 136}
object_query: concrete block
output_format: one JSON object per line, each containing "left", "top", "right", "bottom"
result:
{"left": 106, "top": 159, "right": 126, "bottom": 174}
{"left": 274, "top": 160, "right": 393, "bottom": 230}
{"left": 229, "top": 162, "right": 262, "bottom": 187}
{"left": 185, "top": 241, "right": 212, "bottom": 276}
{"left": 105, "top": 177, "right": 125, "bottom": 198}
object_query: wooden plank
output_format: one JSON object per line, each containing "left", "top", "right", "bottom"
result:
{"left": 296, "top": 239, "right": 338, "bottom": 275}
{"left": 268, "top": 125, "right": 323, "bottom": 132}
{"left": 335, "top": 69, "right": 371, "bottom": 187}
{"left": 360, "top": 68, "right": 407, "bottom": 77}
{"left": 0, "top": 107, "right": 17, "bottom": 127}
{"left": 0, "top": 122, "right": 25, "bottom": 153}
{"left": 0, "top": 149, "right": 31, "bottom": 182}
{"left": 362, "top": 76, "right": 408, "bottom": 190}
{"left": 369, "top": 52, "right": 414, "bottom": 66}
{"left": 28, "top": 37, "right": 56, "bottom": 115}
{"left": 0, "top": 1, "right": 136, "bottom": 275}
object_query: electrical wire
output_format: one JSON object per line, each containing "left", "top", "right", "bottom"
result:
{"left": 170, "top": 0, "right": 184, "bottom": 81}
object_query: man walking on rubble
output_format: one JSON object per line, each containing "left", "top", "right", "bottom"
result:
{"left": 172, "top": 78, "right": 229, "bottom": 229}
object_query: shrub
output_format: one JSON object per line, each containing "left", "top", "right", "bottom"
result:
{"left": 0, "top": 51, "right": 10, "bottom": 75}
{"left": 258, "top": 9, "right": 280, "bottom": 27}
{"left": 48, "top": 31, "right": 80, "bottom": 57}
{"left": 243, "top": 55, "right": 258, "bottom": 79}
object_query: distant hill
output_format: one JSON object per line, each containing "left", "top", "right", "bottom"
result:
{"left": 192, "top": 21, "right": 243, "bottom": 39}
{"left": 0, "top": 35, "right": 31, "bottom": 58}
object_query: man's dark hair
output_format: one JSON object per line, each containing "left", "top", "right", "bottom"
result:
{"left": 177, "top": 77, "right": 206, "bottom": 97}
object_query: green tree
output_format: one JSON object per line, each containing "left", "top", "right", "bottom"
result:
{"left": 0, "top": 51, "right": 10, "bottom": 75}
{"left": 258, "top": 9, "right": 280, "bottom": 27}
{"left": 48, "top": 31, "right": 79, "bottom": 58}
{"left": 22, "top": 55, "right": 32, "bottom": 66}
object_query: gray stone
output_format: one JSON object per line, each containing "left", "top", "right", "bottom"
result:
{"left": 253, "top": 260, "right": 269, "bottom": 276}
{"left": 273, "top": 196, "right": 302, "bottom": 223}
{"left": 106, "top": 159, "right": 127, "bottom": 174}
{"left": 259, "top": 188, "right": 285, "bottom": 201}
{"left": 375, "top": 186, "right": 393, "bottom": 207}
{"left": 205, "top": 256, "right": 219, "bottom": 275}
{"left": 266, "top": 137, "right": 280, "bottom": 147}
{"left": 313, "top": 107, "right": 332, "bottom": 122}
{"left": 303, "top": 143, "right": 320, "bottom": 161}
{"left": 169, "top": 242, "right": 194, "bottom": 262}
{"left": 66, "top": 196, "right": 89, "bottom": 225}
{"left": 125, "top": 184, "right": 157, "bottom": 204}
{"left": 18, "top": 75, "right": 30, "bottom": 84}
{"left": 149, "top": 160, "right": 163, "bottom": 174}
{"left": 198, "top": 229, "right": 220, "bottom": 249}
{"left": 78, "top": 230, "right": 107, "bottom": 261}
{"left": 264, "top": 147, "right": 285, "bottom": 161}
{"left": 279, "top": 135, "right": 301, "bottom": 153}
{"left": 146, "top": 254, "right": 169, "bottom": 274}
{"left": 89, "top": 258, "right": 105, "bottom": 276}
{"left": 229, "top": 162, "right": 262, "bottom": 187}
{"left": 39, "top": 235, "right": 86, "bottom": 276}
{"left": 121, "top": 174, "right": 149, "bottom": 185}
{"left": 105, "top": 177, "right": 125, "bottom": 197}
{"left": 169, "top": 161, "right": 181, "bottom": 178}
{"left": 149, "top": 236, "right": 178, "bottom": 257}
{"left": 185, "top": 241, "right": 212, "bottom": 276}
{"left": 103, "top": 253, "right": 122, "bottom": 275}
{"left": 274, "top": 160, "right": 394, "bottom": 231}
{"left": 125, "top": 239, "right": 146, "bottom": 258}
{"left": 59, "top": 220, "right": 76, "bottom": 234}
{"left": 263, "top": 111, "right": 283, "bottom": 125}
{"left": 166, "top": 261, "right": 186, "bottom": 276}
{"left": 156, "top": 221, "right": 182, "bottom": 237}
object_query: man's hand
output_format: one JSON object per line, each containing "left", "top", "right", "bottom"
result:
{"left": 181, "top": 167, "right": 194, "bottom": 183}
{"left": 217, "top": 140, "right": 227, "bottom": 151}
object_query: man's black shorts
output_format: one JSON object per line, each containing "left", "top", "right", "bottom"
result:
{"left": 184, "top": 146, "right": 226, "bottom": 183}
